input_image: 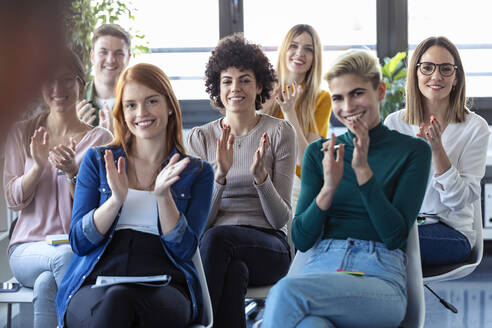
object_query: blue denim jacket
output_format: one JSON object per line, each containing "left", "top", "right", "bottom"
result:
{"left": 55, "top": 145, "right": 214, "bottom": 327}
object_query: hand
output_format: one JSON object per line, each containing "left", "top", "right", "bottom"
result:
{"left": 99, "top": 102, "right": 113, "bottom": 132}
{"left": 104, "top": 149, "right": 128, "bottom": 204}
{"left": 49, "top": 137, "right": 78, "bottom": 178}
{"left": 320, "top": 134, "right": 345, "bottom": 192}
{"left": 250, "top": 132, "right": 270, "bottom": 185}
{"left": 30, "top": 127, "right": 50, "bottom": 169}
{"left": 416, "top": 115, "right": 444, "bottom": 151}
{"left": 350, "top": 118, "right": 370, "bottom": 171}
{"left": 350, "top": 118, "right": 373, "bottom": 185}
{"left": 275, "top": 81, "right": 302, "bottom": 118}
{"left": 154, "top": 153, "right": 190, "bottom": 196}
{"left": 76, "top": 99, "right": 96, "bottom": 126}
{"left": 215, "top": 123, "right": 234, "bottom": 184}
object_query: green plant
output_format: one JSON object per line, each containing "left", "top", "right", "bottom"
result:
{"left": 380, "top": 52, "right": 407, "bottom": 121}
{"left": 67, "top": 0, "right": 150, "bottom": 76}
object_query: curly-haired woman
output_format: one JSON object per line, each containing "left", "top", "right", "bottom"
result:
{"left": 187, "top": 33, "right": 296, "bottom": 328}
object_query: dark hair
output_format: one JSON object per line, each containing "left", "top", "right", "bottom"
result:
{"left": 205, "top": 33, "right": 276, "bottom": 111}
{"left": 59, "top": 48, "right": 86, "bottom": 96}
{"left": 92, "top": 23, "right": 131, "bottom": 48}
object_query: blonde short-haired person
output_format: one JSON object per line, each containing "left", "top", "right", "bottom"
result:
{"left": 385, "top": 36, "right": 490, "bottom": 266}
{"left": 261, "top": 49, "right": 431, "bottom": 328}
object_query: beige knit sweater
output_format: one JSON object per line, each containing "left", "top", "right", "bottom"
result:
{"left": 187, "top": 113, "right": 297, "bottom": 235}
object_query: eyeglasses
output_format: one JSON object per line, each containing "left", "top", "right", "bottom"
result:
{"left": 45, "top": 75, "right": 80, "bottom": 89}
{"left": 416, "top": 62, "right": 458, "bottom": 77}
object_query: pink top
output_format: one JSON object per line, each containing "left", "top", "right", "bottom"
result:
{"left": 4, "top": 118, "right": 113, "bottom": 252}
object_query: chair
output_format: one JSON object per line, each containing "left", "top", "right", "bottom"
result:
{"left": 0, "top": 250, "right": 213, "bottom": 328}
{"left": 0, "top": 277, "right": 34, "bottom": 328}
{"left": 190, "top": 249, "right": 214, "bottom": 328}
{"left": 286, "top": 222, "right": 425, "bottom": 328}
{"left": 422, "top": 197, "right": 483, "bottom": 313}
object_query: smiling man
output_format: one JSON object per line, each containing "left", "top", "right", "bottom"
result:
{"left": 77, "top": 24, "right": 131, "bottom": 130}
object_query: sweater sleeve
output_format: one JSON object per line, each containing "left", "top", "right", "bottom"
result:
{"left": 359, "top": 140, "right": 432, "bottom": 250}
{"left": 255, "top": 120, "right": 297, "bottom": 229}
{"left": 432, "top": 119, "right": 489, "bottom": 211}
{"left": 291, "top": 141, "right": 328, "bottom": 251}
{"left": 186, "top": 126, "right": 223, "bottom": 229}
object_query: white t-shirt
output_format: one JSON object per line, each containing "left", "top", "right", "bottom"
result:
{"left": 385, "top": 109, "right": 490, "bottom": 247}
{"left": 116, "top": 188, "right": 159, "bottom": 235}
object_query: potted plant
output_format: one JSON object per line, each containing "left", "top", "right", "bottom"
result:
{"left": 380, "top": 51, "right": 407, "bottom": 121}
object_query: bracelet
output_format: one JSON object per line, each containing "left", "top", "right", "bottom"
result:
{"left": 66, "top": 175, "right": 77, "bottom": 184}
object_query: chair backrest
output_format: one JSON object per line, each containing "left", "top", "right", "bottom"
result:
{"left": 287, "top": 222, "right": 425, "bottom": 328}
{"left": 423, "top": 197, "right": 483, "bottom": 283}
{"left": 190, "top": 249, "right": 213, "bottom": 328}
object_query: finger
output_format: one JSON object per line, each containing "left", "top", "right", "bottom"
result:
{"left": 220, "top": 124, "right": 228, "bottom": 147}
{"left": 263, "top": 133, "right": 270, "bottom": 152}
{"left": 173, "top": 157, "right": 190, "bottom": 175}
{"left": 227, "top": 133, "right": 235, "bottom": 151}
{"left": 76, "top": 99, "right": 88, "bottom": 111}
{"left": 431, "top": 116, "right": 442, "bottom": 132}
{"left": 55, "top": 145, "right": 74, "bottom": 160}
{"left": 103, "top": 101, "right": 111, "bottom": 111}
{"left": 166, "top": 153, "right": 181, "bottom": 168}
{"left": 99, "top": 108, "right": 106, "bottom": 121}
{"left": 86, "top": 114, "right": 97, "bottom": 126}
{"left": 117, "top": 156, "right": 126, "bottom": 175}
{"left": 77, "top": 103, "right": 92, "bottom": 118}
{"left": 104, "top": 150, "right": 116, "bottom": 172}
{"left": 335, "top": 144, "right": 345, "bottom": 163}
{"left": 70, "top": 137, "right": 77, "bottom": 151}
{"left": 43, "top": 131, "right": 49, "bottom": 145}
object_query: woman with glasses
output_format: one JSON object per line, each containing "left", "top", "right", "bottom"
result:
{"left": 385, "top": 36, "right": 490, "bottom": 266}
{"left": 262, "top": 24, "right": 332, "bottom": 207}
{"left": 56, "top": 63, "right": 214, "bottom": 327}
{"left": 3, "top": 49, "right": 112, "bottom": 328}
{"left": 187, "top": 33, "right": 295, "bottom": 328}
{"left": 261, "top": 49, "right": 431, "bottom": 328}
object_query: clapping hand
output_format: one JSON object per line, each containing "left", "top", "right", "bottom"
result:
{"left": 275, "top": 81, "right": 302, "bottom": 118}
{"left": 416, "top": 115, "right": 444, "bottom": 151}
{"left": 320, "top": 134, "right": 345, "bottom": 192}
{"left": 154, "top": 153, "right": 190, "bottom": 196}
{"left": 77, "top": 99, "right": 97, "bottom": 126}
{"left": 30, "top": 127, "right": 50, "bottom": 169}
{"left": 99, "top": 102, "right": 113, "bottom": 132}
{"left": 215, "top": 123, "right": 234, "bottom": 184}
{"left": 104, "top": 149, "right": 128, "bottom": 204}
{"left": 250, "top": 132, "right": 270, "bottom": 185}
{"left": 49, "top": 137, "right": 78, "bottom": 178}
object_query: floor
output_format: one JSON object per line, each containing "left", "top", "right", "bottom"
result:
{"left": 2, "top": 241, "right": 492, "bottom": 327}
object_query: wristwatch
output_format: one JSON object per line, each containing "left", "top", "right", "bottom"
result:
{"left": 66, "top": 175, "right": 77, "bottom": 184}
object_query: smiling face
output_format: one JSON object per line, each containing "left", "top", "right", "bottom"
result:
{"left": 285, "top": 32, "right": 314, "bottom": 78}
{"left": 219, "top": 67, "right": 262, "bottom": 114}
{"left": 122, "top": 81, "right": 169, "bottom": 141}
{"left": 41, "top": 68, "right": 81, "bottom": 112}
{"left": 91, "top": 35, "right": 130, "bottom": 87}
{"left": 417, "top": 45, "right": 457, "bottom": 104}
{"left": 329, "top": 73, "right": 385, "bottom": 132}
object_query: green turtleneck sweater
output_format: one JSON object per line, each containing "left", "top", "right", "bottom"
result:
{"left": 292, "top": 123, "right": 431, "bottom": 252}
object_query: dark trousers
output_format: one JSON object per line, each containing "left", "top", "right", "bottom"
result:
{"left": 419, "top": 222, "right": 472, "bottom": 267}
{"left": 200, "top": 225, "right": 291, "bottom": 328}
{"left": 66, "top": 283, "right": 191, "bottom": 328}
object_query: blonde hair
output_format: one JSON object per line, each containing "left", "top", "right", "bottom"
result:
{"left": 109, "top": 63, "right": 186, "bottom": 156}
{"left": 265, "top": 24, "right": 323, "bottom": 137}
{"left": 325, "top": 49, "right": 382, "bottom": 90}
{"left": 404, "top": 36, "right": 468, "bottom": 125}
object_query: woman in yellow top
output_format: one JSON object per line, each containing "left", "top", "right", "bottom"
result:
{"left": 262, "top": 24, "right": 332, "bottom": 206}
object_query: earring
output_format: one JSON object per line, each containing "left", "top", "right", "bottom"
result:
{"left": 168, "top": 111, "right": 172, "bottom": 116}
{"left": 257, "top": 94, "right": 263, "bottom": 104}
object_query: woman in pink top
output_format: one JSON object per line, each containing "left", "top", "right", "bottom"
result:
{"left": 3, "top": 49, "right": 113, "bottom": 328}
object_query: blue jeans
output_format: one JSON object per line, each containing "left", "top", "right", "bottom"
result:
{"left": 9, "top": 241, "right": 73, "bottom": 328}
{"left": 262, "top": 238, "right": 407, "bottom": 328}
{"left": 419, "top": 222, "right": 471, "bottom": 266}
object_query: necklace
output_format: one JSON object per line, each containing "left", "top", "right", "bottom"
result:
{"left": 129, "top": 158, "right": 160, "bottom": 190}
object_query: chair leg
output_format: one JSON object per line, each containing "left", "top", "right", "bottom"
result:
{"left": 245, "top": 298, "right": 265, "bottom": 320}
{"left": 7, "top": 303, "right": 12, "bottom": 328}
{"left": 424, "top": 284, "right": 458, "bottom": 313}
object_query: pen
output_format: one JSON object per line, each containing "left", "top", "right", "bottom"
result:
{"left": 321, "top": 144, "right": 341, "bottom": 152}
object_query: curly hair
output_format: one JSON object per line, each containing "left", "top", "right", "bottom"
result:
{"left": 205, "top": 33, "right": 276, "bottom": 111}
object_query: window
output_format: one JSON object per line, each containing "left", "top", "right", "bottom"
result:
{"left": 408, "top": 0, "right": 492, "bottom": 97}
{"left": 244, "top": 0, "right": 376, "bottom": 90}
{"left": 121, "top": 0, "right": 219, "bottom": 99}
